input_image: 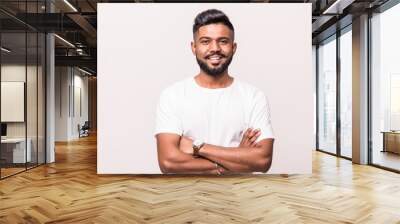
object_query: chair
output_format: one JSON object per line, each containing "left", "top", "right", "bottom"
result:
{"left": 79, "top": 121, "right": 90, "bottom": 138}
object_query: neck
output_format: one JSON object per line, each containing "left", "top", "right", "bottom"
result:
{"left": 195, "top": 70, "right": 233, "bottom": 89}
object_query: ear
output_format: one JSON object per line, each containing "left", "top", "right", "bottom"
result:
{"left": 191, "top": 41, "right": 196, "bottom": 55}
{"left": 232, "top": 42, "right": 237, "bottom": 55}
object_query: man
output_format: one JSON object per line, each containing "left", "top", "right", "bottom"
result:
{"left": 154, "top": 9, "right": 274, "bottom": 174}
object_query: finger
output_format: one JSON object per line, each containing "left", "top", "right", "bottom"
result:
{"left": 249, "top": 130, "right": 261, "bottom": 143}
{"left": 218, "top": 165, "right": 228, "bottom": 174}
{"left": 219, "top": 168, "right": 227, "bottom": 175}
{"left": 245, "top": 128, "right": 259, "bottom": 146}
{"left": 244, "top": 128, "right": 252, "bottom": 138}
{"left": 240, "top": 129, "right": 249, "bottom": 144}
{"left": 217, "top": 167, "right": 224, "bottom": 175}
{"left": 247, "top": 128, "right": 259, "bottom": 141}
{"left": 242, "top": 128, "right": 252, "bottom": 144}
{"left": 250, "top": 137, "right": 260, "bottom": 147}
{"left": 248, "top": 128, "right": 260, "bottom": 139}
{"left": 247, "top": 128, "right": 256, "bottom": 139}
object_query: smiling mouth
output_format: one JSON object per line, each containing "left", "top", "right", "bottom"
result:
{"left": 206, "top": 55, "right": 224, "bottom": 64}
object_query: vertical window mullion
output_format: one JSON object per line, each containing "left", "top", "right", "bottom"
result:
{"left": 36, "top": 0, "right": 39, "bottom": 167}
{"left": 336, "top": 29, "right": 341, "bottom": 157}
{"left": 367, "top": 11, "right": 373, "bottom": 165}
{"left": 25, "top": 0, "right": 28, "bottom": 171}
{"left": 316, "top": 45, "right": 320, "bottom": 150}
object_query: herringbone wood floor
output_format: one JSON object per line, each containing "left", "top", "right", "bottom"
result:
{"left": 1, "top": 134, "right": 400, "bottom": 224}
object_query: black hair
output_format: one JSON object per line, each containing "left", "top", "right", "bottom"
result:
{"left": 193, "top": 9, "right": 234, "bottom": 36}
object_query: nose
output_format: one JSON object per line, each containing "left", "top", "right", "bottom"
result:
{"left": 209, "top": 40, "right": 221, "bottom": 52}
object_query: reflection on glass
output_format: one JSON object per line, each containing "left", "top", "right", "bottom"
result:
{"left": 318, "top": 37, "right": 337, "bottom": 154}
{"left": 340, "top": 29, "right": 352, "bottom": 158}
{"left": 371, "top": 4, "right": 400, "bottom": 171}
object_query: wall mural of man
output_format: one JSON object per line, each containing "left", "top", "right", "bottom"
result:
{"left": 154, "top": 9, "right": 274, "bottom": 174}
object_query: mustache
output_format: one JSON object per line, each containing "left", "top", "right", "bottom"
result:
{"left": 205, "top": 53, "right": 227, "bottom": 59}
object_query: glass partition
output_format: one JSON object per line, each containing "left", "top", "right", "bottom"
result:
{"left": 26, "top": 0, "right": 44, "bottom": 169}
{"left": 339, "top": 27, "right": 352, "bottom": 158}
{"left": 317, "top": 35, "right": 337, "bottom": 154}
{"left": 0, "top": 31, "right": 28, "bottom": 177}
{"left": 371, "top": 3, "right": 400, "bottom": 171}
{"left": 0, "top": 1, "right": 46, "bottom": 179}
{"left": 27, "top": 30, "right": 38, "bottom": 169}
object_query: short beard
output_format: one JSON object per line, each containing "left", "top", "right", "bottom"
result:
{"left": 196, "top": 54, "right": 233, "bottom": 77}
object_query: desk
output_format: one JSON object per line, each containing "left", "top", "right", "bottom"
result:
{"left": 382, "top": 131, "right": 400, "bottom": 154}
{"left": 1, "top": 138, "right": 31, "bottom": 163}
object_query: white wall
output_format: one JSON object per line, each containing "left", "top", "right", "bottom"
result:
{"left": 55, "top": 67, "right": 89, "bottom": 141}
{"left": 98, "top": 3, "right": 313, "bottom": 174}
{"left": 55, "top": 66, "right": 69, "bottom": 141}
{"left": 77, "top": 74, "right": 89, "bottom": 126}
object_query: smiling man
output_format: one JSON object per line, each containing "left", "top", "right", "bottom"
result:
{"left": 155, "top": 9, "right": 274, "bottom": 174}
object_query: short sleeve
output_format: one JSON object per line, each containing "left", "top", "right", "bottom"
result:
{"left": 248, "top": 91, "right": 274, "bottom": 141}
{"left": 154, "top": 90, "right": 182, "bottom": 136}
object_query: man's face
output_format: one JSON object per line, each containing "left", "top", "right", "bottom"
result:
{"left": 191, "top": 23, "right": 237, "bottom": 77}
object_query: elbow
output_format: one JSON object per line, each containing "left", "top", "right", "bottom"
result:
{"left": 256, "top": 157, "right": 272, "bottom": 173}
{"left": 158, "top": 149, "right": 186, "bottom": 174}
{"left": 254, "top": 141, "right": 274, "bottom": 173}
{"left": 159, "top": 157, "right": 180, "bottom": 174}
{"left": 159, "top": 159, "right": 173, "bottom": 174}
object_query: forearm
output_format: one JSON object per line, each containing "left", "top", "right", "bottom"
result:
{"left": 204, "top": 155, "right": 252, "bottom": 173}
{"left": 159, "top": 150, "right": 219, "bottom": 174}
{"left": 198, "top": 144, "right": 271, "bottom": 172}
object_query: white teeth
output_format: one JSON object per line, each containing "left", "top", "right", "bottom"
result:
{"left": 209, "top": 56, "right": 221, "bottom": 60}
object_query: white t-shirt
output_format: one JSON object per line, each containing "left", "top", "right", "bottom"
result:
{"left": 154, "top": 77, "right": 274, "bottom": 147}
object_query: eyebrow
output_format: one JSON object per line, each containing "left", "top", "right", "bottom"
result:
{"left": 198, "top": 36, "right": 231, "bottom": 41}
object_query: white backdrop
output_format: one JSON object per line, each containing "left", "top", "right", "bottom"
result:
{"left": 98, "top": 3, "right": 313, "bottom": 174}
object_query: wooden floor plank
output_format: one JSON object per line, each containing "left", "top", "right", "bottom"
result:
{"left": 0, "top": 134, "right": 400, "bottom": 223}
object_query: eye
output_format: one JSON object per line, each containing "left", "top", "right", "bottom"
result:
{"left": 200, "top": 39, "right": 209, "bottom": 45}
{"left": 219, "top": 39, "right": 228, "bottom": 44}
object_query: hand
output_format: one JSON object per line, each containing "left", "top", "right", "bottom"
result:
{"left": 179, "top": 136, "right": 194, "bottom": 154}
{"left": 239, "top": 128, "right": 261, "bottom": 148}
{"left": 213, "top": 163, "right": 229, "bottom": 175}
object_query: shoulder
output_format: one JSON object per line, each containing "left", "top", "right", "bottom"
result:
{"left": 234, "top": 79, "right": 266, "bottom": 99}
{"left": 160, "top": 78, "right": 190, "bottom": 98}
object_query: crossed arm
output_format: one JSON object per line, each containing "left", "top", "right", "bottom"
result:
{"left": 156, "top": 128, "right": 274, "bottom": 174}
